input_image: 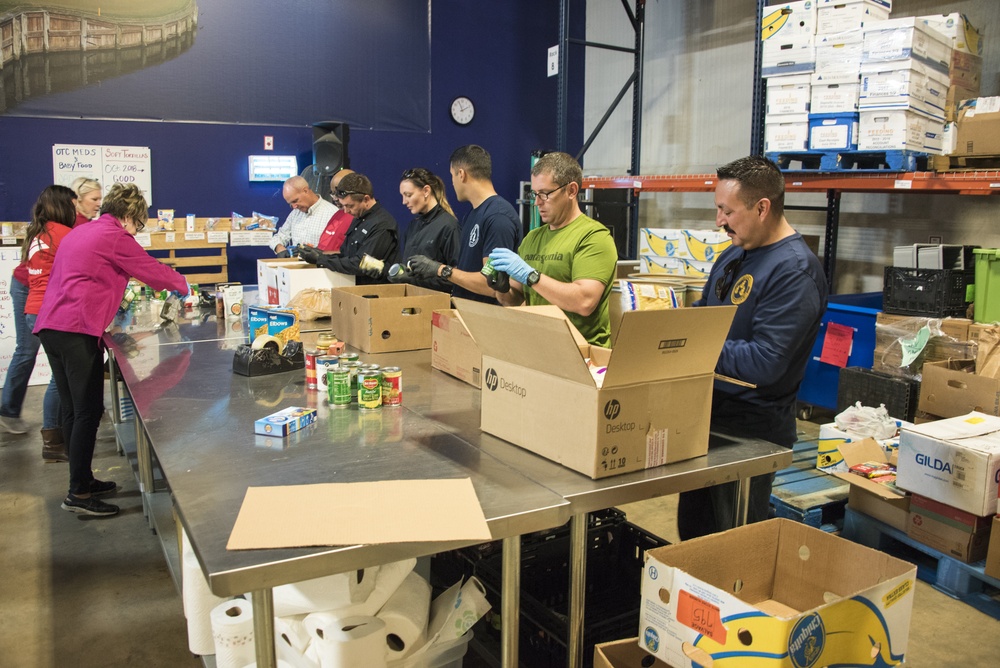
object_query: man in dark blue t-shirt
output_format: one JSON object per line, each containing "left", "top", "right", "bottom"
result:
{"left": 407, "top": 145, "right": 521, "bottom": 302}
{"left": 677, "top": 155, "right": 828, "bottom": 540}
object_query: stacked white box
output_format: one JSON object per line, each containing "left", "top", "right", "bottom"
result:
{"left": 918, "top": 13, "right": 983, "bottom": 55}
{"left": 859, "top": 60, "right": 949, "bottom": 118}
{"left": 817, "top": 0, "right": 891, "bottom": 35}
{"left": 762, "top": 2, "right": 818, "bottom": 78}
{"left": 766, "top": 74, "right": 812, "bottom": 115}
{"left": 862, "top": 18, "right": 953, "bottom": 73}
{"left": 858, "top": 109, "right": 943, "bottom": 153}
{"left": 765, "top": 114, "right": 811, "bottom": 152}
{"left": 815, "top": 29, "right": 864, "bottom": 74}
{"left": 809, "top": 113, "right": 859, "bottom": 150}
{"left": 811, "top": 72, "right": 860, "bottom": 113}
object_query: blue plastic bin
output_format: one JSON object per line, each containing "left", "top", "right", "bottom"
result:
{"left": 797, "top": 292, "right": 882, "bottom": 411}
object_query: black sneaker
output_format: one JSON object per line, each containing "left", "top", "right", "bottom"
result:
{"left": 61, "top": 495, "right": 119, "bottom": 516}
{"left": 89, "top": 479, "right": 118, "bottom": 496}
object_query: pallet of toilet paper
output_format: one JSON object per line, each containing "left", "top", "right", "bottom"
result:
{"left": 181, "top": 530, "right": 489, "bottom": 668}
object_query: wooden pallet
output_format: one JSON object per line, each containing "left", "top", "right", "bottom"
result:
{"left": 842, "top": 507, "right": 1000, "bottom": 620}
{"left": 933, "top": 154, "right": 1000, "bottom": 172}
{"left": 770, "top": 439, "right": 849, "bottom": 531}
{"left": 767, "top": 150, "right": 931, "bottom": 172}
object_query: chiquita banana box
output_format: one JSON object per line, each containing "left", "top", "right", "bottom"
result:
{"left": 639, "top": 519, "right": 916, "bottom": 668}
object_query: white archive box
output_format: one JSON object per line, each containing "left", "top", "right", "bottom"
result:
{"left": 761, "top": 1, "right": 818, "bottom": 43}
{"left": 859, "top": 59, "right": 949, "bottom": 119}
{"left": 814, "top": 29, "right": 863, "bottom": 74}
{"left": 858, "top": 109, "right": 943, "bottom": 153}
{"left": 275, "top": 264, "right": 355, "bottom": 307}
{"left": 766, "top": 74, "right": 812, "bottom": 115}
{"left": 862, "top": 17, "right": 953, "bottom": 73}
{"left": 811, "top": 72, "right": 860, "bottom": 113}
{"left": 898, "top": 412, "right": 1000, "bottom": 517}
{"left": 256, "top": 258, "right": 309, "bottom": 305}
{"left": 816, "top": 0, "right": 890, "bottom": 35}
{"left": 762, "top": 35, "right": 816, "bottom": 78}
{"left": 918, "top": 13, "right": 983, "bottom": 55}
{"left": 764, "top": 114, "right": 810, "bottom": 153}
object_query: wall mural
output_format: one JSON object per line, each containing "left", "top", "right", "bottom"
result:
{"left": 0, "top": 0, "right": 431, "bottom": 130}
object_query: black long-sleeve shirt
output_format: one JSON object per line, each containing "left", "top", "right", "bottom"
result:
{"left": 400, "top": 205, "right": 460, "bottom": 292}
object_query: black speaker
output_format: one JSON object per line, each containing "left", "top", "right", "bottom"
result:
{"left": 312, "top": 121, "right": 350, "bottom": 175}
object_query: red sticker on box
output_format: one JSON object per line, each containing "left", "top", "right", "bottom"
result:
{"left": 677, "top": 590, "right": 727, "bottom": 644}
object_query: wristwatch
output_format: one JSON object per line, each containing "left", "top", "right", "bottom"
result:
{"left": 440, "top": 265, "right": 453, "bottom": 280}
{"left": 525, "top": 270, "right": 541, "bottom": 287}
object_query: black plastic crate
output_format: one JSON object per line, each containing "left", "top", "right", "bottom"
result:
{"left": 882, "top": 266, "right": 970, "bottom": 317}
{"left": 441, "top": 514, "right": 667, "bottom": 668}
{"left": 836, "top": 366, "right": 920, "bottom": 421}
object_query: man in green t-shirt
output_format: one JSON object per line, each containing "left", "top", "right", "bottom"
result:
{"left": 488, "top": 152, "right": 617, "bottom": 347}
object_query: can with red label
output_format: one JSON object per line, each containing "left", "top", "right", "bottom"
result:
{"left": 304, "top": 350, "right": 319, "bottom": 390}
{"left": 381, "top": 367, "right": 402, "bottom": 406}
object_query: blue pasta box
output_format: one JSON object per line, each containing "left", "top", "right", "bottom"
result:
{"left": 254, "top": 406, "right": 317, "bottom": 437}
{"left": 248, "top": 305, "right": 270, "bottom": 343}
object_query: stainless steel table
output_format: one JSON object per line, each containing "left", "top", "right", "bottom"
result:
{"left": 107, "top": 312, "right": 793, "bottom": 668}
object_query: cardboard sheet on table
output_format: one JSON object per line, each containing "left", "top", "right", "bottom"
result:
{"left": 227, "top": 478, "right": 491, "bottom": 550}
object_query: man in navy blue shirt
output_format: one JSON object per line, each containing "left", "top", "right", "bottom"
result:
{"left": 407, "top": 145, "right": 521, "bottom": 302}
{"left": 678, "top": 155, "right": 827, "bottom": 540}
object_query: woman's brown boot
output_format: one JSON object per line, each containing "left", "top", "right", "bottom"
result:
{"left": 41, "top": 428, "right": 68, "bottom": 462}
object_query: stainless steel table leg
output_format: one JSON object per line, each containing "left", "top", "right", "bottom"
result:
{"left": 502, "top": 535, "right": 521, "bottom": 667}
{"left": 735, "top": 477, "right": 751, "bottom": 526}
{"left": 108, "top": 349, "right": 122, "bottom": 426}
{"left": 250, "top": 589, "right": 277, "bottom": 668}
{"left": 567, "top": 512, "right": 587, "bottom": 668}
{"left": 134, "top": 415, "right": 154, "bottom": 525}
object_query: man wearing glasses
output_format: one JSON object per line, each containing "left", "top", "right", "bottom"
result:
{"left": 488, "top": 151, "right": 617, "bottom": 347}
{"left": 270, "top": 176, "right": 337, "bottom": 257}
{"left": 297, "top": 172, "right": 399, "bottom": 284}
{"left": 315, "top": 169, "right": 355, "bottom": 253}
{"left": 677, "top": 155, "right": 827, "bottom": 540}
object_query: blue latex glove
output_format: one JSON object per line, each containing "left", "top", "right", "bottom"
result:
{"left": 488, "top": 248, "right": 533, "bottom": 285}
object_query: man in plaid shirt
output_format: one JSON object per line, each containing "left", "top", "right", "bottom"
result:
{"left": 269, "top": 176, "right": 336, "bottom": 257}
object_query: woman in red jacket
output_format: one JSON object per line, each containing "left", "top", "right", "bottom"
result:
{"left": 70, "top": 177, "right": 102, "bottom": 225}
{"left": 22, "top": 185, "right": 78, "bottom": 461}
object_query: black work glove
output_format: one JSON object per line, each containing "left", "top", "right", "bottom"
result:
{"left": 296, "top": 245, "right": 320, "bottom": 264}
{"left": 275, "top": 249, "right": 291, "bottom": 259}
{"left": 361, "top": 264, "right": 383, "bottom": 279}
{"left": 407, "top": 255, "right": 443, "bottom": 281}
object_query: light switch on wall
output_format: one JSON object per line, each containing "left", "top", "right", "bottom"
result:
{"left": 264, "top": 136, "right": 274, "bottom": 151}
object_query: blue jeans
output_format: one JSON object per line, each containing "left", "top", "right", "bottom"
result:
{"left": 1, "top": 274, "right": 61, "bottom": 428}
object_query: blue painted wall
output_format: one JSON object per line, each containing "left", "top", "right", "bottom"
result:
{"left": 0, "top": 1, "right": 578, "bottom": 283}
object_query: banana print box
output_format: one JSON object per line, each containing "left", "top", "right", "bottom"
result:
{"left": 639, "top": 519, "right": 917, "bottom": 668}
{"left": 254, "top": 406, "right": 317, "bottom": 437}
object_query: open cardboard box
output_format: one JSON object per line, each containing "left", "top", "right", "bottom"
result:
{"left": 455, "top": 299, "right": 735, "bottom": 479}
{"left": 639, "top": 519, "right": 917, "bottom": 668}
{"left": 918, "top": 359, "right": 1000, "bottom": 418}
{"left": 594, "top": 638, "right": 674, "bottom": 668}
{"left": 831, "top": 438, "right": 911, "bottom": 532}
{"left": 256, "top": 257, "right": 308, "bottom": 305}
{"left": 431, "top": 309, "right": 482, "bottom": 388}
{"left": 275, "top": 264, "right": 354, "bottom": 307}
{"left": 330, "top": 284, "right": 452, "bottom": 353}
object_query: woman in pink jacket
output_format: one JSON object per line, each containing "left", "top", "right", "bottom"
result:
{"left": 35, "top": 183, "right": 189, "bottom": 517}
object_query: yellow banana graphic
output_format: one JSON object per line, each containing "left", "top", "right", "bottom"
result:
{"left": 642, "top": 229, "right": 678, "bottom": 257}
{"left": 963, "top": 18, "right": 982, "bottom": 55}
{"left": 817, "top": 437, "right": 848, "bottom": 468}
{"left": 682, "top": 230, "right": 732, "bottom": 262}
{"left": 641, "top": 255, "right": 674, "bottom": 275}
{"left": 682, "top": 258, "right": 711, "bottom": 278}
{"left": 761, "top": 8, "right": 791, "bottom": 41}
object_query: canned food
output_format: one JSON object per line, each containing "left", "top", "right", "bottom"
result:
{"left": 342, "top": 361, "right": 363, "bottom": 400}
{"left": 361, "top": 363, "right": 380, "bottom": 372}
{"left": 381, "top": 367, "right": 402, "bottom": 407}
{"left": 304, "top": 350, "right": 319, "bottom": 390}
{"left": 357, "top": 371, "right": 382, "bottom": 409}
{"left": 359, "top": 254, "right": 385, "bottom": 275}
{"left": 316, "top": 355, "right": 339, "bottom": 394}
{"left": 329, "top": 369, "right": 352, "bottom": 406}
{"left": 316, "top": 332, "right": 337, "bottom": 354}
{"left": 481, "top": 257, "right": 511, "bottom": 293}
{"left": 339, "top": 352, "right": 360, "bottom": 363}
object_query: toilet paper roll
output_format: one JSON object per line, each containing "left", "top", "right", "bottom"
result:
{"left": 274, "top": 567, "right": 381, "bottom": 617}
{"left": 211, "top": 598, "right": 255, "bottom": 668}
{"left": 275, "top": 614, "right": 311, "bottom": 654}
{"left": 427, "top": 576, "right": 492, "bottom": 643}
{"left": 363, "top": 558, "right": 417, "bottom": 616}
{"left": 181, "top": 528, "right": 231, "bottom": 655}
{"left": 375, "top": 572, "right": 431, "bottom": 659}
{"left": 310, "top": 615, "right": 387, "bottom": 668}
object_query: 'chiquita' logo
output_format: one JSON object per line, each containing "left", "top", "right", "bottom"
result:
{"left": 484, "top": 368, "right": 499, "bottom": 391}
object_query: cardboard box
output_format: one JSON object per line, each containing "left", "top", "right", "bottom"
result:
{"left": 275, "top": 264, "right": 355, "bottom": 307}
{"left": 946, "top": 83, "right": 980, "bottom": 122}
{"left": 762, "top": 36, "right": 816, "bottom": 78}
{"left": 639, "top": 255, "right": 714, "bottom": 278}
{"left": 639, "top": 519, "right": 917, "bottom": 668}
{"left": 256, "top": 258, "right": 308, "bottom": 305}
{"left": 918, "top": 13, "right": 983, "bottom": 55}
{"left": 761, "top": 1, "right": 818, "bottom": 43}
{"left": 985, "top": 516, "right": 1000, "bottom": 580}
{"left": 766, "top": 74, "right": 812, "bottom": 115}
{"left": 817, "top": 422, "right": 905, "bottom": 472}
{"left": 810, "top": 73, "right": 860, "bottom": 113}
{"left": 954, "top": 100, "right": 1000, "bottom": 157}
{"left": 430, "top": 309, "right": 481, "bottom": 388}
{"left": 862, "top": 18, "right": 953, "bottom": 73}
{"left": 830, "top": 438, "right": 910, "bottom": 530}
{"left": 858, "top": 108, "right": 944, "bottom": 153}
{"left": 809, "top": 112, "right": 859, "bottom": 150}
{"left": 765, "top": 114, "right": 810, "bottom": 152}
{"left": 638, "top": 228, "right": 731, "bottom": 260}
{"left": 849, "top": 485, "right": 912, "bottom": 532}
{"left": 817, "top": 0, "right": 890, "bottom": 35}
{"left": 814, "top": 29, "right": 864, "bottom": 74}
{"left": 254, "top": 406, "right": 317, "bottom": 437}
{"left": 330, "top": 284, "right": 452, "bottom": 354}
{"left": 919, "top": 359, "right": 1000, "bottom": 418}
{"left": 906, "top": 493, "right": 993, "bottom": 562}
{"left": 948, "top": 50, "right": 982, "bottom": 91}
{"left": 897, "top": 412, "right": 1000, "bottom": 516}
{"left": 594, "top": 639, "right": 674, "bottom": 668}
{"left": 456, "top": 300, "right": 735, "bottom": 479}
{"left": 859, "top": 60, "right": 950, "bottom": 119}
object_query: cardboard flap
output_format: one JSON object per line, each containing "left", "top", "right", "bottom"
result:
{"left": 839, "top": 438, "right": 891, "bottom": 467}
{"left": 602, "top": 306, "right": 736, "bottom": 388}
{"left": 455, "top": 298, "right": 593, "bottom": 385}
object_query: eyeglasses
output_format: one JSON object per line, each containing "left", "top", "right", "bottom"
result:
{"left": 130, "top": 218, "right": 145, "bottom": 233}
{"left": 335, "top": 189, "right": 362, "bottom": 199}
{"left": 714, "top": 253, "right": 745, "bottom": 301}
{"left": 528, "top": 183, "right": 569, "bottom": 202}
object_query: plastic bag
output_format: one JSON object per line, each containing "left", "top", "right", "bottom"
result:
{"left": 285, "top": 288, "right": 331, "bottom": 321}
{"left": 833, "top": 402, "right": 898, "bottom": 440}
{"left": 619, "top": 279, "right": 680, "bottom": 311}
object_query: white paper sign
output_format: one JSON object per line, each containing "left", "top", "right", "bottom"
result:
{"left": 547, "top": 45, "right": 559, "bottom": 77}
{"left": 230, "top": 231, "right": 252, "bottom": 247}
{"left": 207, "top": 231, "right": 229, "bottom": 244}
{"left": 52, "top": 144, "right": 153, "bottom": 205}
{"left": 134, "top": 233, "right": 152, "bottom": 248}
{"left": 165, "top": 233, "right": 176, "bottom": 244}
{"left": 250, "top": 231, "right": 273, "bottom": 247}
{"left": 184, "top": 232, "right": 206, "bottom": 242}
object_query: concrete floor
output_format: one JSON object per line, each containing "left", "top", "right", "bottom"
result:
{"left": 1, "top": 386, "right": 998, "bottom": 667}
